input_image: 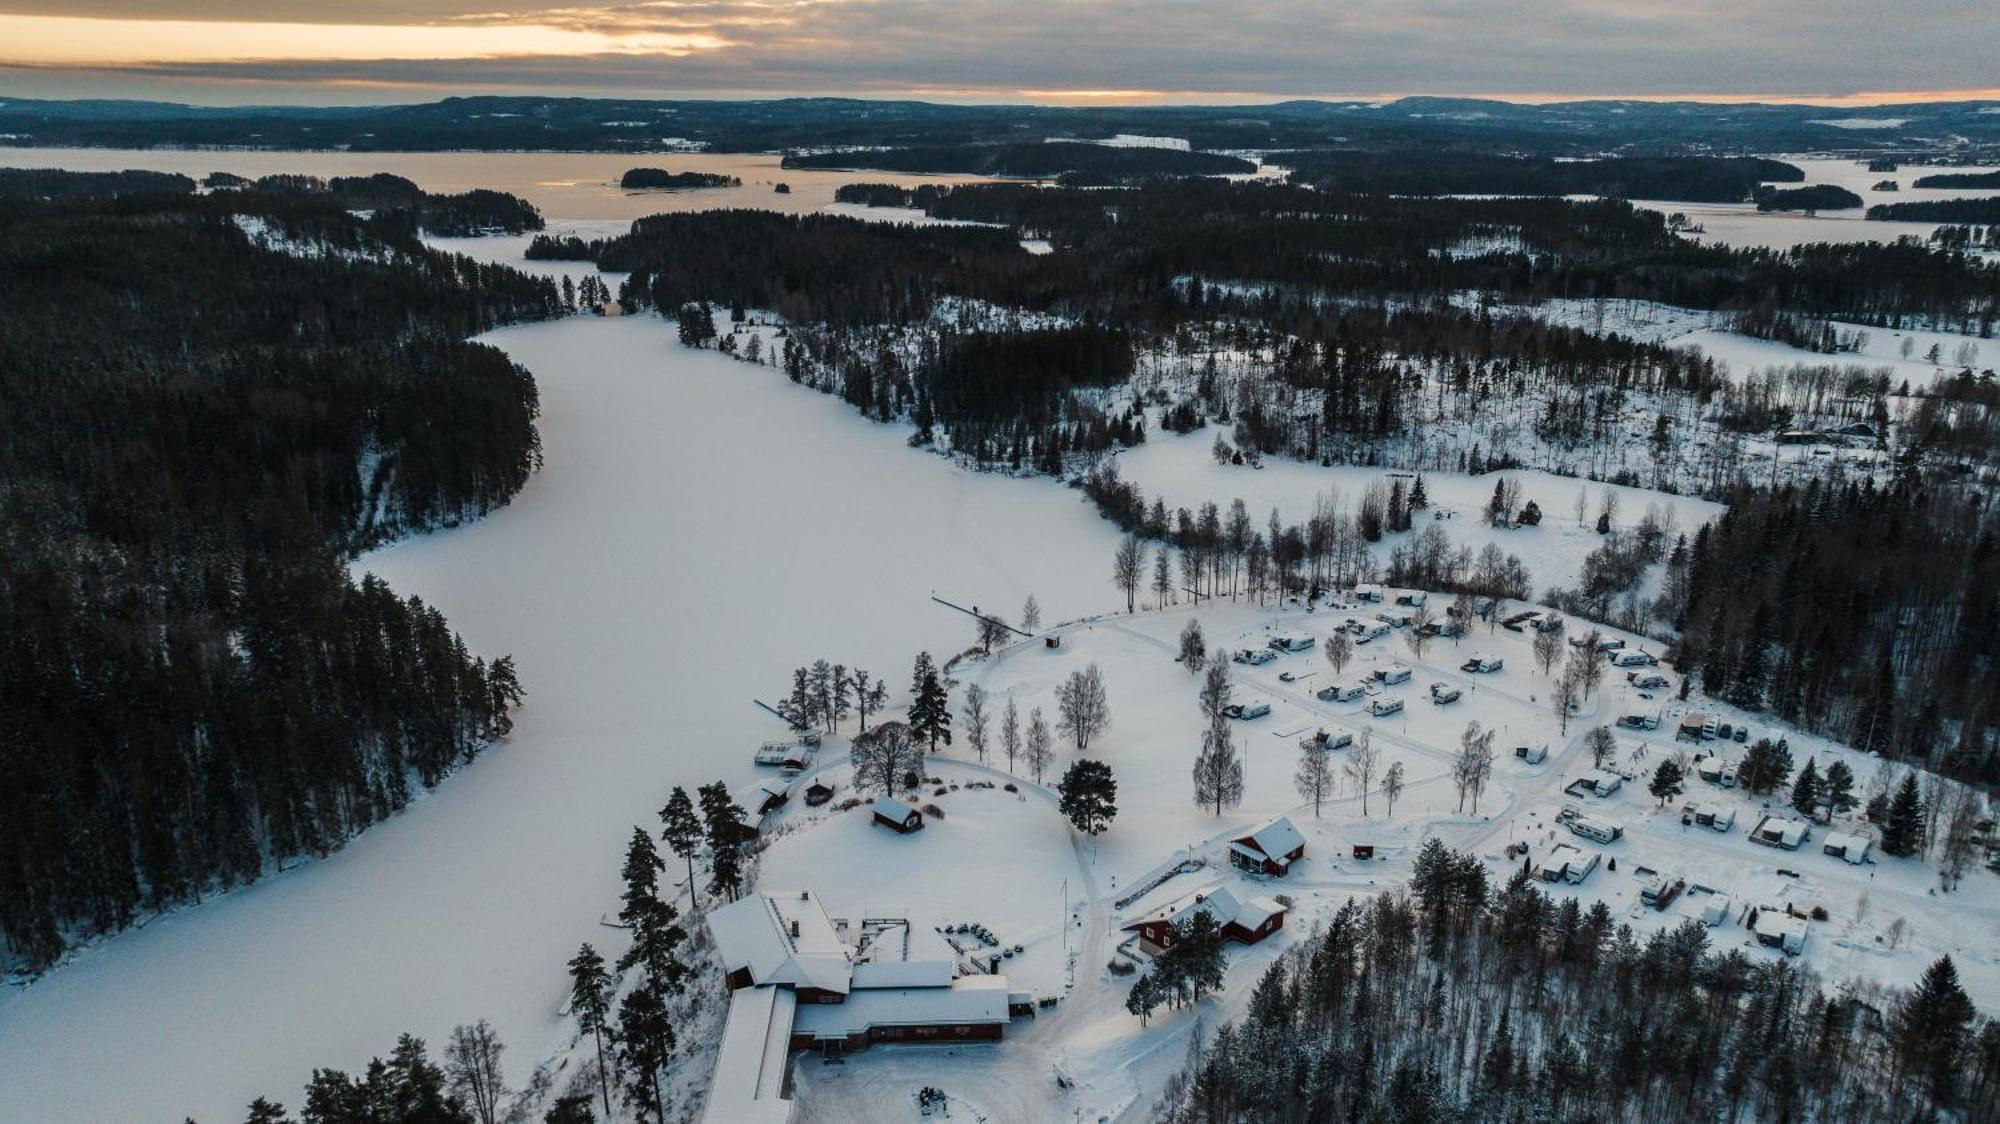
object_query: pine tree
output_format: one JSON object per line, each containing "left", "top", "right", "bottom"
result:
{"left": 659, "top": 787, "right": 702, "bottom": 898}
{"left": 1883, "top": 773, "right": 1925, "bottom": 857}
{"left": 616, "top": 985, "right": 674, "bottom": 1122}
{"left": 698, "top": 781, "right": 748, "bottom": 899}
{"left": 1057, "top": 759, "right": 1118, "bottom": 835}
{"left": 619, "top": 826, "right": 664, "bottom": 927}
{"left": 566, "top": 943, "right": 616, "bottom": 1119}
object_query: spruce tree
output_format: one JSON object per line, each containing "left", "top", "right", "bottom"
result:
{"left": 1649, "top": 759, "right": 1683, "bottom": 806}
{"left": 1789, "top": 758, "right": 1821, "bottom": 817}
{"left": 906, "top": 652, "right": 952, "bottom": 751}
{"left": 1895, "top": 956, "right": 1976, "bottom": 1108}
{"left": 1823, "top": 760, "right": 1856, "bottom": 812}
{"left": 1883, "top": 773, "right": 1925, "bottom": 857}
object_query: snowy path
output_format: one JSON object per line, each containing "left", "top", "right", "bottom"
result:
{"left": 0, "top": 314, "right": 1125, "bottom": 1124}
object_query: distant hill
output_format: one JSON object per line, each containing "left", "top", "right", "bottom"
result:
{"left": 4, "top": 94, "right": 2000, "bottom": 157}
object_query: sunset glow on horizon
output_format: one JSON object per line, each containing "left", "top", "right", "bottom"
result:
{"left": 0, "top": 1, "right": 1994, "bottom": 107}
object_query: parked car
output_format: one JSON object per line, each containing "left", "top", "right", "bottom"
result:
{"left": 1733, "top": 725, "right": 1749, "bottom": 743}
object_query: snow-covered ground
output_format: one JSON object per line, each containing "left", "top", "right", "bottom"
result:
{"left": 0, "top": 296, "right": 1125, "bottom": 1122}
{"left": 1473, "top": 294, "right": 1994, "bottom": 392}
{"left": 1112, "top": 422, "right": 1724, "bottom": 599}
{"left": 3, "top": 162, "right": 1993, "bottom": 1123}
{"left": 759, "top": 594, "right": 1999, "bottom": 1120}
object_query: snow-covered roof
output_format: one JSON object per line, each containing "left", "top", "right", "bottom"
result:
{"left": 792, "top": 976, "right": 1011, "bottom": 1038}
{"left": 1822, "top": 830, "right": 1870, "bottom": 853}
{"left": 1233, "top": 816, "right": 1305, "bottom": 861}
{"left": 850, "top": 917, "right": 958, "bottom": 989}
{"left": 1754, "top": 911, "right": 1809, "bottom": 940}
{"left": 706, "top": 890, "right": 853, "bottom": 994}
{"left": 1124, "top": 882, "right": 1286, "bottom": 934}
{"left": 1754, "top": 815, "right": 1810, "bottom": 846}
{"left": 1235, "top": 895, "right": 1285, "bottom": 931}
{"left": 703, "top": 984, "right": 797, "bottom": 1124}
{"left": 872, "top": 796, "right": 918, "bottom": 822}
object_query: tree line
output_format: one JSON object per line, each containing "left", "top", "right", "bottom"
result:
{"left": 0, "top": 186, "right": 559, "bottom": 972}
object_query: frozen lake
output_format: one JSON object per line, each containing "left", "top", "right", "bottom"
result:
{"left": 0, "top": 146, "right": 1003, "bottom": 220}
{"left": 0, "top": 306, "right": 1122, "bottom": 1122}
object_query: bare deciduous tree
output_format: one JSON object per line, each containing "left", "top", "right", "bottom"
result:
{"left": 1405, "top": 607, "right": 1435, "bottom": 660}
{"left": 1454, "top": 722, "right": 1496, "bottom": 814}
{"left": 1001, "top": 698, "right": 1021, "bottom": 774}
{"left": 1554, "top": 668, "right": 1581, "bottom": 735}
{"left": 1296, "top": 735, "right": 1335, "bottom": 817}
{"left": 1533, "top": 618, "right": 1565, "bottom": 675}
{"left": 1179, "top": 618, "right": 1207, "bottom": 671}
{"left": 445, "top": 1019, "right": 507, "bottom": 1124}
{"left": 1585, "top": 725, "right": 1618, "bottom": 770}
{"left": 1056, "top": 664, "right": 1111, "bottom": 749}
{"left": 1324, "top": 631, "right": 1352, "bottom": 677}
{"left": 1025, "top": 707, "right": 1054, "bottom": 783}
{"left": 962, "top": 683, "right": 990, "bottom": 763}
{"left": 1113, "top": 535, "right": 1144, "bottom": 613}
{"left": 852, "top": 721, "right": 919, "bottom": 795}
{"left": 1344, "top": 728, "right": 1380, "bottom": 817}
{"left": 1382, "top": 760, "right": 1406, "bottom": 818}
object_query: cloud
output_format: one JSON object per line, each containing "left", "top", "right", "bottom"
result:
{"left": 0, "top": 0, "right": 1994, "bottom": 104}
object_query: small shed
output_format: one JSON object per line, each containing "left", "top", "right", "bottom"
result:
{"left": 1228, "top": 816, "right": 1307, "bottom": 876}
{"left": 871, "top": 797, "right": 924, "bottom": 834}
{"left": 1351, "top": 844, "right": 1375, "bottom": 860}
{"left": 1821, "top": 831, "right": 1871, "bottom": 864}
{"left": 804, "top": 780, "right": 835, "bottom": 807}
{"left": 1751, "top": 815, "right": 1810, "bottom": 851}
{"left": 1753, "top": 910, "right": 1809, "bottom": 955}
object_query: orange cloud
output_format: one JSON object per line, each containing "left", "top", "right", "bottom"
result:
{"left": 0, "top": 13, "right": 733, "bottom": 64}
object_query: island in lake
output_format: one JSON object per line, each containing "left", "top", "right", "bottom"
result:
{"left": 619, "top": 167, "right": 742, "bottom": 190}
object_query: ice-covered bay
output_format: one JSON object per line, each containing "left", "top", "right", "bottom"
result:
{"left": 0, "top": 313, "right": 1123, "bottom": 1123}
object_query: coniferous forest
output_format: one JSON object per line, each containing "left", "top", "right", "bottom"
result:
{"left": 0, "top": 184, "right": 560, "bottom": 972}
{"left": 1155, "top": 843, "right": 2000, "bottom": 1124}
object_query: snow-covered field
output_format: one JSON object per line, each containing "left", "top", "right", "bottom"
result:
{"left": 1112, "top": 423, "right": 1724, "bottom": 599}
{"left": 1476, "top": 294, "right": 1994, "bottom": 392}
{"left": 0, "top": 301, "right": 1123, "bottom": 1122}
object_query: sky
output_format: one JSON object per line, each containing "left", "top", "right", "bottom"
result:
{"left": 0, "top": 0, "right": 1997, "bottom": 107}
